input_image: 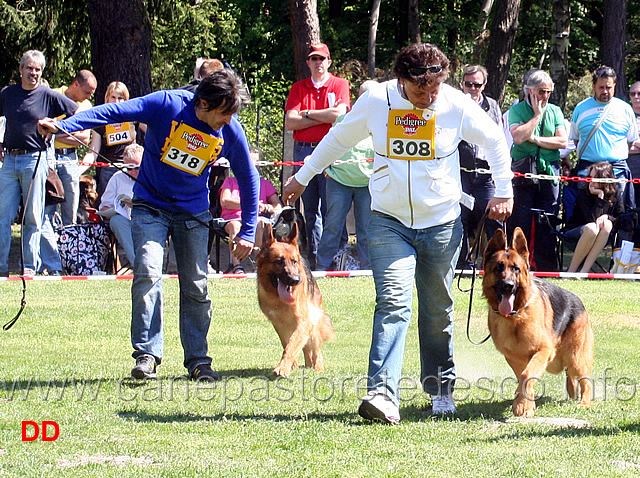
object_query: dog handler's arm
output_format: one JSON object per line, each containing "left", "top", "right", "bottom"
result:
{"left": 487, "top": 197, "right": 513, "bottom": 222}
{"left": 283, "top": 176, "right": 307, "bottom": 205}
{"left": 231, "top": 237, "right": 253, "bottom": 261}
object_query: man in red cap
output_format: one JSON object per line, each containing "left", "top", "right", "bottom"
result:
{"left": 285, "top": 43, "right": 351, "bottom": 269}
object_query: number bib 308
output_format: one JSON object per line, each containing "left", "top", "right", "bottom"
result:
{"left": 160, "top": 123, "right": 223, "bottom": 176}
{"left": 387, "top": 109, "right": 436, "bottom": 160}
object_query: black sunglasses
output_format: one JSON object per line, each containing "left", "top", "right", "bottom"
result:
{"left": 408, "top": 65, "right": 443, "bottom": 76}
{"left": 464, "top": 81, "right": 483, "bottom": 88}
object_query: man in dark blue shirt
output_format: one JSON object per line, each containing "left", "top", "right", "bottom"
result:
{"left": 0, "top": 50, "right": 78, "bottom": 276}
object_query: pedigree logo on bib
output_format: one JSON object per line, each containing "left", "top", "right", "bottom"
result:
{"left": 105, "top": 122, "right": 133, "bottom": 146}
{"left": 387, "top": 109, "right": 436, "bottom": 160}
{"left": 161, "top": 123, "right": 223, "bottom": 176}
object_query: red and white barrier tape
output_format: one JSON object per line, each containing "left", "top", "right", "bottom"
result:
{"left": 0, "top": 269, "right": 637, "bottom": 281}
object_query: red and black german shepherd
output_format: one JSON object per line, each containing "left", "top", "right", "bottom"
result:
{"left": 483, "top": 227, "right": 594, "bottom": 416}
{"left": 256, "top": 222, "right": 335, "bottom": 377}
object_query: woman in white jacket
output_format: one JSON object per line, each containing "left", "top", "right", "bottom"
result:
{"left": 284, "top": 43, "right": 513, "bottom": 423}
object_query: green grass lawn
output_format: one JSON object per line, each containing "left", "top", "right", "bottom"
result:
{"left": 1, "top": 276, "right": 640, "bottom": 477}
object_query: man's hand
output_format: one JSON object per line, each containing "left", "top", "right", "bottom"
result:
{"left": 37, "top": 117, "right": 59, "bottom": 136}
{"left": 282, "top": 176, "right": 306, "bottom": 206}
{"left": 486, "top": 197, "right": 513, "bottom": 222}
{"left": 231, "top": 237, "right": 254, "bottom": 261}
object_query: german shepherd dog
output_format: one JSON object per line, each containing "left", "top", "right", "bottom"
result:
{"left": 483, "top": 227, "right": 594, "bottom": 417}
{"left": 256, "top": 222, "right": 335, "bottom": 377}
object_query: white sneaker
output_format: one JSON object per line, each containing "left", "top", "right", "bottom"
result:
{"left": 431, "top": 395, "right": 456, "bottom": 415}
{"left": 358, "top": 391, "right": 401, "bottom": 424}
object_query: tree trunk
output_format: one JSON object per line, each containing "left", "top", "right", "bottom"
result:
{"left": 484, "top": 0, "right": 522, "bottom": 108}
{"left": 87, "top": 0, "right": 152, "bottom": 103}
{"left": 368, "top": 0, "right": 382, "bottom": 78}
{"left": 408, "top": 0, "right": 421, "bottom": 44}
{"left": 549, "top": 0, "right": 570, "bottom": 110}
{"left": 289, "top": 0, "right": 320, "bottom": 81}
{"left": 602, "top": 0, "right": 627, "bottom": 100}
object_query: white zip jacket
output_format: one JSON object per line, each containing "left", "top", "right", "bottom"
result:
{"left": 295, "top": 80, "right": 513, "bottom": 229}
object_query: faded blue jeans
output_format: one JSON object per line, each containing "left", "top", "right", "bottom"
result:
{"left": 317, "top": 176, "right": 371, "bottom": 270}
{"left": 366, "top": 212, "right": 463, "bottom": 405}
{"left": 294, "top": 141, "right": 325, "bottom": 269}
{"left": 52, "top": 151, "right": 79, "bottom": 225}
{"left": 130, "top": 199, "right": 212, "bottom": 373}
{"left": 0, "top": 151, "right": 48, "bottom": 274}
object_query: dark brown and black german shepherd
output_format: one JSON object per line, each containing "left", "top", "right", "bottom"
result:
{"left": 483, "top": 227, "right": 594, "bottom": 416}
{"left": 256, "top": 222, "right": 335, "bottom": 377}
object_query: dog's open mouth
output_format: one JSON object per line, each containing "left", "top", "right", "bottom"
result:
{"left": 277, "top": 280, "right": 296, "bottom": 304}
{"left": 498, "top": 293, "right": 515, "bottom": 316}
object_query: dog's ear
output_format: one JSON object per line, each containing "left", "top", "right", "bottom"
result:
{"left": 484, "top": 228, "right": 506, "bottom": 266}
{"left": 511, "top": 227, "right": 530, "bottom": 263}
{"left": 262, "top": 223, "right": 275, "bottom": 249}
{"left": 285, "top": 221, "right": 299, "bottom": 247}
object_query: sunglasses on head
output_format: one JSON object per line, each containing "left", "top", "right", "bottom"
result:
{"left": 464, "top": 81, "right": 483, "bottom": 88}
{"left": 408, "top": 65, "right": 443, "bottom": 76}
{"left": 595, "top": 67, "right": 615, "bottom": 77}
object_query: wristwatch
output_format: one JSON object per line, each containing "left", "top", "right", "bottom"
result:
{"left": 304, "top": 110, "right": 310, "bottom": 119}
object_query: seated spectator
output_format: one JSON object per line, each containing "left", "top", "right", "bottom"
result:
{"left": 316, "top": 80, "right": 375, "bottom": 271}
{"left": 98, "top": 143, "right": 143, "bottom": 267}
{"left": 83, "top": 81, "right": 140, "bottom": 200}
{"left": 564, "top": 161, "right": 623, "bottom": 273}
{"left": 219, "top": 146, "right": 282, "bottom": 273}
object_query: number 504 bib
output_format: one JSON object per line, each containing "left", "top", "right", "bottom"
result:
{"left": 161, "top": 123, "right": 223, "bottom": 175}
{"left": 387, "top": 109, "right": 436, "bottom": 160}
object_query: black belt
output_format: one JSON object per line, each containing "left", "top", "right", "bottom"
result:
{"left": 55, "top": 148, "right": 77, "bottom": 155}
{"left": 8, "top": 149, "right": 43, "bottom": 156}
{"left": 295, "top": 141, "right": 320, "bottom": 148}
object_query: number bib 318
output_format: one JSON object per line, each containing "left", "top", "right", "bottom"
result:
{"left": 160, "top": 123, "right": 223, "bottom": 176}
{"left": 387, "top": 109, "right": 436, "bottom": 160}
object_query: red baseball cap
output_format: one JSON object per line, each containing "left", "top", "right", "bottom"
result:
{"left": 308, "top": 43, "right": 330, "bottom": 59}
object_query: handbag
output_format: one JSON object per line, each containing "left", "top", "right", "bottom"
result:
{"left": 45, "top": 167, "right": 66, "bottom": 205}
{"left": 57, "top": 223, "right": 110, "bottom": 275}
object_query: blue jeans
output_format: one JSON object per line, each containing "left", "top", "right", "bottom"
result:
{"left": 366, "top": 212, "right": 463, "bottom": 405}
{"left": 53, "top": 152, "right": 79, "bottom": 225}
{"left": 109, "top": 213, "right": 135, "bottom": 265}
{"left": 294, "top": 142, "right": 325, "bottom": 269}
{"left": 317, "top": 176, "right": 372, "bottom": 270}
{"left": 39, "top": 208, "right": 63, "bottom": 273}
{"left": 130, "top": 200, "right": 212, "bottom": 372}
{"left": 0, "top": 151, "right": 48, "bottom": 274}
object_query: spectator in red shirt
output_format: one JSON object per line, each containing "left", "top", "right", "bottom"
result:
{"left": 284, "top": 43, "right": 350, "bottom": 269}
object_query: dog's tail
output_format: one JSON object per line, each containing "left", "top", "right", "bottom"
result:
{"left": 319, "top": 314, "right": 336, "bottom": 342}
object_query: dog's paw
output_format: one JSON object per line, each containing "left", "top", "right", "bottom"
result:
{"left": 577, "top": 398, "right": 593, "bottom": 409}
{"left": 512, "top": 396, "right": 536, "bottom": 417}
{"left": 273, "top": 363, "right": 292, "bottom": 377}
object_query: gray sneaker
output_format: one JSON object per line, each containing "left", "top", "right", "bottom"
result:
{"left": 131, "top": 354, "right": 157, "bottom": 379}
{"left": 431, "top": 394, "right": 456, "bottom": 415}
{"left": 358, "top": 391, "right": 401, "bottom": 424}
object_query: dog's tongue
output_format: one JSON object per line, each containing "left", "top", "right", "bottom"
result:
{"left": 277, "top": 281, "right": 296, "bottom": 304}
{"left": 499, "top": 294, "right": 515, "bottom": 316}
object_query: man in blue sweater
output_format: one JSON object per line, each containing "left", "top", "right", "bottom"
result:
{"left": 39, "top": 69, "right": 260, "bottom": 381}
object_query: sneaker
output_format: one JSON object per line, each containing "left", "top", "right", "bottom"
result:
{"left": 131, "top": 354, "right": 157, "bottom": 379}
{"left": 358, "top": 391, "right": 401, "bottom": 424}
{"left": 189, "top": 363, "right": 220, "bottom": 382}
{"left": 431, "top": 394, "right": 456, "bottom": 415}
{"left": 22, "top": 269, "right": 36, "bottom": 277}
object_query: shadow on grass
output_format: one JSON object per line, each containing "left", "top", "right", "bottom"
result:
{"left": 116, "top": 409, "right": 361, "bottom": 425}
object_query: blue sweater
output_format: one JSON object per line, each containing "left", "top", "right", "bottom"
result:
{"left": 57, "top": 89, "right": 260, "bottom": 241}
